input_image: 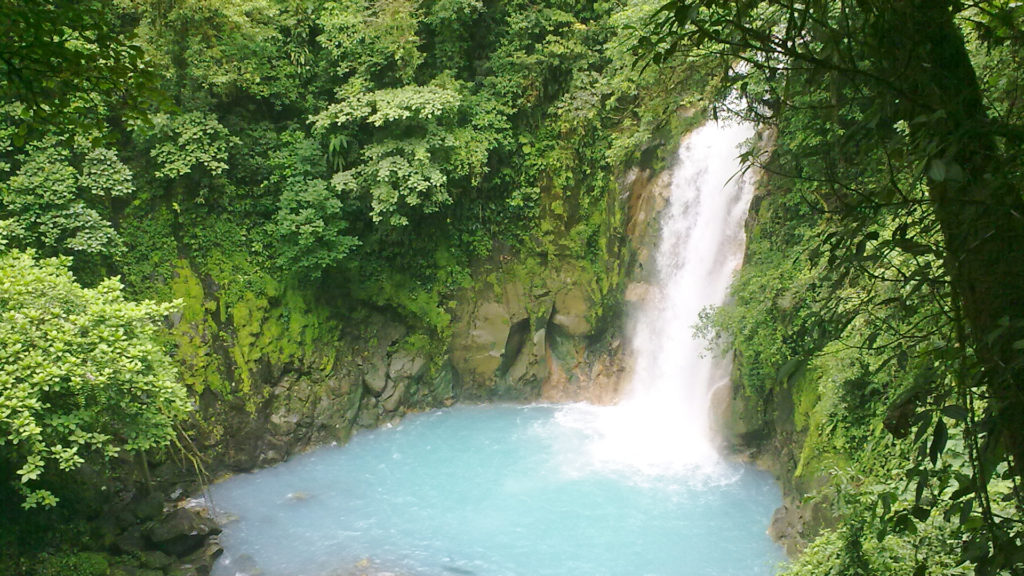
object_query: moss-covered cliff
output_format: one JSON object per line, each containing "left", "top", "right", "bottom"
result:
{"left": 708, "top": 140, "right": 1013, "bottom": 572}
{"left": 148, "top": 147, "right": 680, "bottom": 478}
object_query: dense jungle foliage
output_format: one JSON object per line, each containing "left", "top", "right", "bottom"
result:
{"left": 2, "top": 0, "right": 1023, "bottom": 575}
{"left": 0, "top": 0, "right": 712, "bottom": 571}
{"left": 668, "top": 1, "right": 1024, "bottom": 574}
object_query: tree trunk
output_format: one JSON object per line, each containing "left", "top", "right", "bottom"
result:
{"left": 881, "top": 1, "right": 1024, "bottom": 478}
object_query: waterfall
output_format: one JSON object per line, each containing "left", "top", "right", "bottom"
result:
{"left": 209, "top": 120, "right": 784, "bottom": 576}
{"left": 557, "top": 119, "right": 758, "bottom": 478}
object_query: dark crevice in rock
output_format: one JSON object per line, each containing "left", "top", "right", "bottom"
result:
{"left": 496, "top": 317, "right": 531, "bottom": 378}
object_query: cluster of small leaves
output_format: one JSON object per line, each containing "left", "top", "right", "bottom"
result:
{"left": 142, "top": 112, "right": 237, "bottom": 180}
{"left": 0, "top": 0, "right": 162, "bottom": 134}
{"left": 274, "top": 178, "right": 360, "bottom": 275}
{"left": 0, "top": 135, "right": 131, "bottom": 261}
{"left": 313, "top": 79, "right": 497, "bottom": 227}
{"left": 318, "top": 0, "right": 425, "bottom": 85}
{"left": 138, "top": 0, "right": 314, "bottom": 102}
{"left": 0, "top": 251, "right": 189, "bottom": 508}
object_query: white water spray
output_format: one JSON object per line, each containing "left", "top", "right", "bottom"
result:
{"left": 557, "top": 119, "right": 758, "bottom": 478}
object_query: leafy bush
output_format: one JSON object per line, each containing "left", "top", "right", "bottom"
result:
{"left": 33, "top": 552, "right": 110, "bottom": 576}
{"left": 0, "top": 251, "right": 189, "bottom": 507}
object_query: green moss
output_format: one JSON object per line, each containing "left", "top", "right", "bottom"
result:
{"left": 789, "top": 366, "right": 852, "bottom": 487}
{"left": 34, "top": 552, "right": 110, "bottom": 576}
{"left": 228, "top": 282, "right": 336, "bottom": 394}
{"left": 169, "top": 259, "right": 227, "bottom": 396}
{"left": 181, "top": 213, "right": 272, "bottom": 308}
{"left": 792, "top": 367, "right": 820, "bottom": 433}
{"left": 156, "top": 206, "right": 342, "bottom": 406}
{"left": 170, "top": 259, "right": 205, "bottom": 319}
{"left": 358, "top": 269, "right": 454, "bottom": 343}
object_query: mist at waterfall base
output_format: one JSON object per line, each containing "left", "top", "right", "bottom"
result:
{"left": 209, "top": 120, "right": 784, "bottom": 576}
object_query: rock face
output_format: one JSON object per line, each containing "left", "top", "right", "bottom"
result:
{"left": 145, "top": 508, "right": 222, "bottom": 558}
{"left": 542, "top": 336, "right": 626, "bottom": 405}
{"left": 447, "top": 263, "right": 626, "bottom": 403}
{"left": 167, "top": 158, "right": 674, "bottom": 480}
{"left": 447, "top": 168, "right": 672, "bottom": 405}
{"left": 716, "top": 364, "right": 836, "bottom": 556}
{"left": 451, "top": 276, "right": 549, "bottom": 400}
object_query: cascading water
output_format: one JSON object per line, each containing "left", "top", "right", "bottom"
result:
{"left": 208, "top": 120, "right": 781, "bottom": 576}
{"left": 557, "top": 119, "right": 758, "bottom": 477}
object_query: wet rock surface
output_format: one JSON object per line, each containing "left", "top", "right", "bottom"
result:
{"left": 90, "top": 493, "right": 224, "bottom": 576}
{"left": 146, "top": 508, "right": 222, "bottom": 557}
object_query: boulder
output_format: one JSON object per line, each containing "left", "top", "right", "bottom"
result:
{"left": 180, "top": 535, "right": 225, "bottom": 576}
{"left": 363, "top": 356, "right": 389, "bottom": 396}
{"left": 389, "top": 350, "right": 426, "bottom": 381}
{"left": 380, "top": 380, "right": 407, "bottom": 412}
{"left": 145, "top": 508, "right": 222, "bottom": 558}
{"left": 113, "top": 525, "right": 146, "bottom": 555}
{"left": 140, "top": 550, "right": 174, "bottom": 570}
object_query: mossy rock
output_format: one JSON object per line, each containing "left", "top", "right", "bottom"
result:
{"left": 139, "top": 550, "right": 174, "bottom": 570}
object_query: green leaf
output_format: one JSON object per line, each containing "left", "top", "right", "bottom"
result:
{"left": 929, "top": 418, "right": 948, "bottom": 465}
{"left": 940, "top": 404, "right": 969, "bottom": 421}
{"left": 927, "top": 158, "right": 946, "bottom": 181}
{"left": 892, "top": 512, "right": 918, "bottom": 535}
{"left": 960, "top": 498, "right": 975, "bottom": 526}
{"left": 910, "top": 504, "right": 931, "bottom": 521}
{"left": 962, "top": 533, "right": 990, "bottom": 562}
{"left": 913, "top": 411, "right": 934, "bottom": 445}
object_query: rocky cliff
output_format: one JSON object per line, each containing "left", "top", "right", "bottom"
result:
{"left": 159, "top": 161, "right": 675, "bottom": 480}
